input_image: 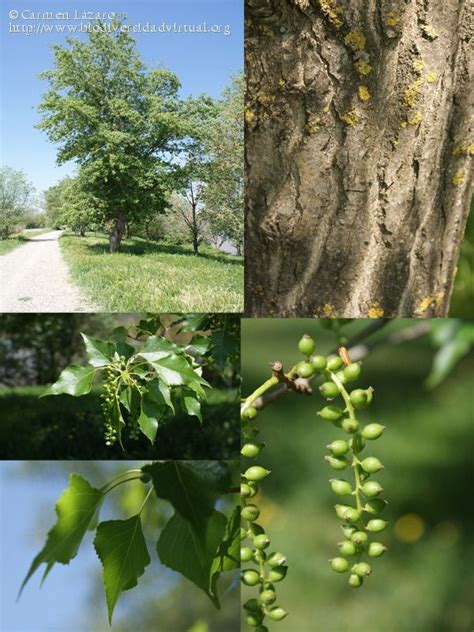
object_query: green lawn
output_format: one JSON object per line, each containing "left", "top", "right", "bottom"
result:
{"left": 60, "top": 233, "right": 244, "bottom": 312}
{"left": 0, "top": 229, "right": 50, "bottom": 255}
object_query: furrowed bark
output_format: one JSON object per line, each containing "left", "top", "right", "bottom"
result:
{"left": 245, "top": 0, "right": 473, "bottom": 317}
{"left": 109, "top": 213, "right": 127, "bottom": 252}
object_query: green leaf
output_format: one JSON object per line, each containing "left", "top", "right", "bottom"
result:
{"left": 139, "top": 335, "right": 178, "bottom": 362}
{"left": 138, "top": 396, "right": 164, "bottom": 444}
{"left": 148, "top": 354, "right": 209, "bottom": 389}
{"left": 180, "top": 314, "right": 210, "bottom": 331}
{"left": 183, "top": 393, "right": 202, "bottom": 423}
{"left": 156, "top": 510, "right": 227, "bottom": 607}
{"left": 41, "top": 365, "right": 96, "bottom": 397}
{"left": 211, "top": 506, "right": 240, "bottom": 573}
{"left": 142, "top": 461, "right": 231, "bottom": 529}
{"left": 211, "top": 329, "right": 238, "bottom": 368}
{"left": 81, "top": 333, "right": 116, "bottom": 367}
{"left": 20, "top": 475, "right": 104, "bottom": 595}
{"left": 425, "top": 336, "right": 472, "bottom": 389}
{"left": 186, "top": 334, "right": 210, "bottom": 355}
{"left": 94, "top": 515, "right": 150, "bottom": 624}
{"left": 148, "top": 379, "right": 175, "bottom": 413}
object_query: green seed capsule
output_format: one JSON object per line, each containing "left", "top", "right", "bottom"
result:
{"left": 350, "top": 389, "right": 371, "bottom": 409}
{"left": 253, "top": 549, "right": 266, "bottom": 564}
{"left": 343, "top": 362, "right": 361, "bottom": 382}
{"left": 327, "top": 440, "right": 349, "bottom": 456}
{"left": 341, "top": 524, "right": 357, "bottom": 538}
{"left": 268, "top": 566, "right": 288, "bottom": 582}
{"left": 243, "top": 598, "right": 260, "bottom": 612}
{"left": 368, "top": 542, "right": 387, "bottom": 557}
{"left": 242, "top": 504, "right": 260, "bottom": 522}
{"left": 242, "top": 570, "right": 261, "bottom": 586}
{"left": 241, "top": 483, "right": 252, "bottom": 498}
{"left": 325, "top": 456, "right": 349, "bottom": 470}
{"left": 241, "top": 547, "right": 254, "bottom": 562}
{"left": 361, "top": 423, "right": 386, "bottom": 440}
{"left": 259, "top": 589, "right": 276, "bottom": 605}
{"left": 267, "top": 552, "right": 287, "bottom": 567}
{"left": 244, "top": 466, "right": 271, "bottom": 481}
{"left": 241, "top": 442, "right": 265, "bottom": 458}
{"left": 342, "top": 417, "right": 359, "bottom": 434}
{"left": 319, "top": 405, "right": 344, "bottom": 421}
{"left": 361, "top": 457, "right": 383, "bottom": 473}
{"left": 241, "top": 406, "right": 258, "bottom": 421}
{"left": 247, "top": 481, "right": 259, "bottom": 498}
{"left": 335, "top": 505, "right": 360, "bottom": 522}
{"left": 253, "top": 534, "right": 270, "bottom": 550}
{"left": 310, "top": 355, "right": 327, "bottom": 371}
{"left": 330, "top": 479, "right": 353, "bottom": 495}
{"left": 350, "top": 531, "right": 368, "bottom": 545}
{"left": 247, "top": 613, "right": 263, "bottom": 627}
{"left": 327, "top": 355, "right": 344, "bottom": 371}
{"left": 348, "top": 573, "right": 363, "bottom": 587}
{"left": 364, "top": 499, "right": 388, "bottom": 515}
{"left": 297, "top": 361, "right": 314, "bottom": 378}
{"left": 362, "top": 481, "right": 384, "bottom": 497}
{"left": 298, "top": 334, "right": 316, "bottom": 356}
{"left": 338, "top": 540, "right": 357, "bottom": 556}
{"left": 320, "top": 382, "right": 340, "bottom": 399}
{"left": 366, "top": 519, "right": 388, "bottom": 532}
{"left": 352, "top": 562, "right": 372, "bottom": 577}
{"left": 330, "top": 557, "right": 349, "bottom": 573}
{"left": 267, "top": 607, "right": 288, "bottom": 621}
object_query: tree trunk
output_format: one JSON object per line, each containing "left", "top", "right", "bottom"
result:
{"left": 192, "top": 202, "right": 200, "bottom": 255}
{"left": 245, "top": 0, "right": 472, "bottom": 317}
{"left": 109, "top": 213, "right": 127, "bottom": 252}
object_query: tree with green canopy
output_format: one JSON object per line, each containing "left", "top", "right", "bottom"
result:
{"left": 37, "top": 22, "right": 193, "bottom": 251}
{"left": 0, "top": 167, "right": 35, "bottom": 239}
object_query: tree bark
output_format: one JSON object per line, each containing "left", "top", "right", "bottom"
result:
{"left": 245, "top": 0, "right": 472, "bottom": 317}
{"left": 109, "top": 213, "right": 127, "bottom": 252}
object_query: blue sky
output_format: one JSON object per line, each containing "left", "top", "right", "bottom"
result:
{"left": 0, "top": 0, "right": 243, "bottom": 193}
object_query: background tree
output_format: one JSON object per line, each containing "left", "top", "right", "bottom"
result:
{"left": 37, "top": 23, "right": 186, "bottom": 252}
{"left": 169, "top": 191, "right": 209, "bottom": 254}
{"left": 245, "top": 1, "right": 472, "bottom": 317}
{"left": 44, "top": 177, "right": 73, "bottom": 229}
{"left": 204, "top": 74, "right": 244, "bottom": 254}
{"left": 0, "top": 167, "right": 35, "bottom": 238}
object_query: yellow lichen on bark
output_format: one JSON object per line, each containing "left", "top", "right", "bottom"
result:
{"left": 344, "top": 31, "right": 366, "bottom": 51}
{"left": 415, "top": 292, "right": 445, "bottom": 316}
{"left": 322, "top": 304, "right": 337, "bottom": 318}
{"left": 420, "top": 24, "right": 439, "bottom": 40}
{"left": 452, "top": 170, "right": 466, "bottom": 185}
{"left": 452, "top": 142, "right": 474, "bottom": 156}
{"left": 306, "top": 116, "right": 321, "bottom": 133}
{"left": 317, "top": 0, "right": 344, "bottom": 29}
{"left": 340, "top": 109, "right": 359, "bottom": 126}
{"left": 403, "top": 78, "right": 424, "bottom": 108}
{"left": 358, "top": 85, "right": 371, "bottom": 101}
{"left": 426, "top": 72, "right": 438, "bottom": 83}
{"left": 354, "top": 60, "right": 373, "bottom": 76}
{"left": 412, "top": 59, "right": 426, "bottom": 74}
{"left": 368, "top": 304, "right": 384, "bottom": 318}
{"left": 408, "top": 111, "right": 423, "bottom": 126}
{"left": 385, "top": 12, "right": 400, "bottom": 27}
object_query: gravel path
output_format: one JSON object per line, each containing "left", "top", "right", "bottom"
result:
{"left": 1, "top": 231, "right": 97, "bottom": 312}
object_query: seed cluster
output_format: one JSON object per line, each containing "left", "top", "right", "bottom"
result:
{"left": 100, "top": 360, "right": 124, "bottom": 446}
{"left": 296, "top": 335, "right": 388, "bottom": 588}
{"left": 240, "top": 405, "right": 288, "bottom": 630}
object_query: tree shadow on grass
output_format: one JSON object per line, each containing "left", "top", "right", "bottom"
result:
{"left": 78, "top": 237, "right": 243, "bottom": 266}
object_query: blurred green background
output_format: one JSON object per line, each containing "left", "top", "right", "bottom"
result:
{"left": 241, "top": 318, "right": 474, "bottom": 632}
{"left": 0, "top": 314, "right": 239, "bottom": 459}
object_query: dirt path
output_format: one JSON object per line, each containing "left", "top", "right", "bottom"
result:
{"left": 0, "top": 231, "right": 97, "bottom": 312}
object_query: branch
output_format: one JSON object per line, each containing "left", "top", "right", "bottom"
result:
{"left": 250, "top": 320, "right": 429, "bottom": 410}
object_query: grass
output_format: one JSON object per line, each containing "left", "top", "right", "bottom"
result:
{"left": 60, "top": 233, "right": 244, "bottom": 312}
{"left": 0, "top": 228, "right": 51, "bottom": 255}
